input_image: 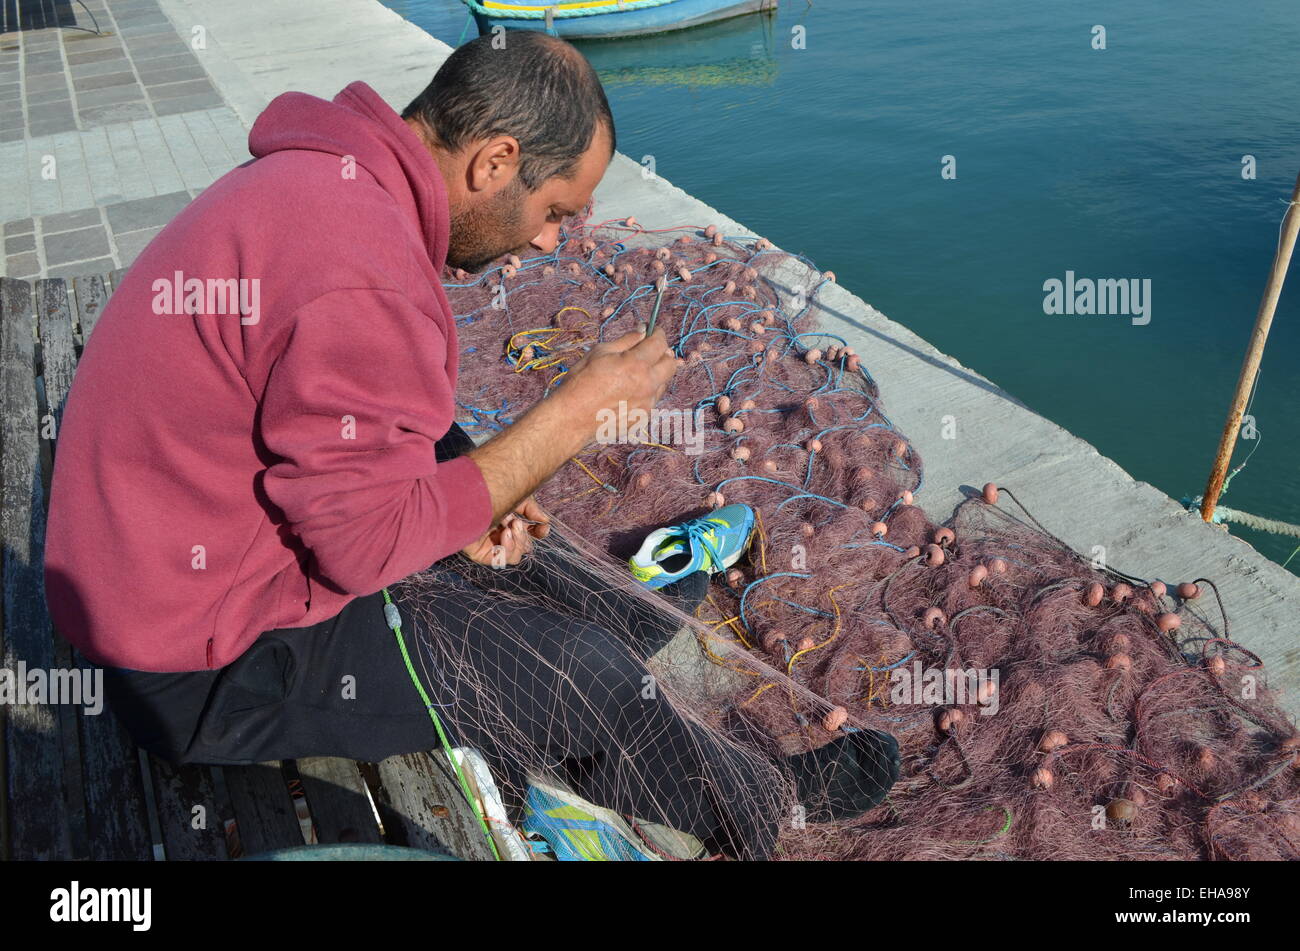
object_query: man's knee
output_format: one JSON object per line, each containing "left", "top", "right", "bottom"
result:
{"left": 563, "top": 622, "right": 653, "bottom": 711}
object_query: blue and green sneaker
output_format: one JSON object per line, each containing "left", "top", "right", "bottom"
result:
{"left": 519, "top": 778, "right": 706, "bottom": 861}
{"left": 628, "top": 503, "right": 756, "bottom": 590}
{"left": 520, "top": 782, "right": 654, "bottom": 861}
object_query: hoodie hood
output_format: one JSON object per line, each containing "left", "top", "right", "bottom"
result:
{"left": 248, "top": 81, "right": 451, "bottom": 272}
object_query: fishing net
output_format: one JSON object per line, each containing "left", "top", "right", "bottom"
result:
{"left": 392, "top": 209, "right": 1300, "bottom": 860}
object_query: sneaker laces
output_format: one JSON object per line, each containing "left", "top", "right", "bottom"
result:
{"left": 679, "top": 516, "right": 726, "bottom": 573}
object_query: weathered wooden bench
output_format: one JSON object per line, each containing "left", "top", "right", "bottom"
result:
{"left": 0, "top": 274, "right": 493, "bottom": 861}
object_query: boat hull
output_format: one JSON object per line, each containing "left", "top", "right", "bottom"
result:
{"left": 466, "top": 0, "right": 777, "bottom": 40}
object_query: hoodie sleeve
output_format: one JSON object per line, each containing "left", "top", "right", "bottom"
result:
{"left": 259, "top": 286, "right": 493, "bottom": 595}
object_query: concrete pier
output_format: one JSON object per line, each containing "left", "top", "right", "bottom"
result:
{"left": 4, "top": 0, "right": 1298, "bottom": 719}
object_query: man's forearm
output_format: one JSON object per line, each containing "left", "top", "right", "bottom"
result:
{"left": 466, "top": 391, "right": 594, "bottom": 525}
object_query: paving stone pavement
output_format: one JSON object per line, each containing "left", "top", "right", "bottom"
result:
{"left": 1, "top": 0, "right": 251, "bottom": 277}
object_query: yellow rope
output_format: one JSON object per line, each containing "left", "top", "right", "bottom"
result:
{"left": 570, "top": 455, "right": 610, "bottom": 487}
{"left": 505, "top": 318, "right": 594, "bottom": 384}
{"left": 696, "top": 633, "right": 762, "bottom": 678}
{"left": 692, "top": 596, "right": 759, "bottom": 675}
{"left": 753, "top": 508, "right": 770, "bottom": 575}
{"left": 786, "top": 584, "right": 851, "bottom": 674}
{"left": 553, "top": 483, "right": 605, "bottom": 506}
{"left": 859, "top": 651, "right": 895, "bottom": 706}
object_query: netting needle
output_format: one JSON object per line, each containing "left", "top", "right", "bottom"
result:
{"left": 645, "top": 279, "right": 666, "bottom": 338}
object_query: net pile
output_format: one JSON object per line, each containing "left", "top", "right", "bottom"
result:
{"left": 399, "top": 210, "right": 1300, "bottom": 860}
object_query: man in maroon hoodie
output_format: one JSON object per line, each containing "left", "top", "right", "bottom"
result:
{"left": 45, "top": 32, "right": 897, "bottom": 859}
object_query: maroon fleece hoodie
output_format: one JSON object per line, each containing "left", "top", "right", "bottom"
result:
{"left": 44, "top": 81, "right": 494, "bottom": 672}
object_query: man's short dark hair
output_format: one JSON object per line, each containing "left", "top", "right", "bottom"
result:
{"left": 402, "top": 31, "right": 616, "bottom": 192}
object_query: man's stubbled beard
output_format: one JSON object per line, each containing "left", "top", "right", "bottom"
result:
{"left": 446, "top": 176, "right": 529, "bottom": 273}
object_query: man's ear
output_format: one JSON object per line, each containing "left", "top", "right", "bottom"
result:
{"left": 467, "top": 135, "right": 522, "bottom": 193}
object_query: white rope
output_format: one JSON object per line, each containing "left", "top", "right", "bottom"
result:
{"left": 1211, "top": 504, "right": 1300, "bottom": 538}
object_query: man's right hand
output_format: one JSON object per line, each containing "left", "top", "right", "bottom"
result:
{"left": 465, "top": 326, "right": 682, "bottom": 531}
{"left": 557, "top": 326, "right": 683, "bottom": 440}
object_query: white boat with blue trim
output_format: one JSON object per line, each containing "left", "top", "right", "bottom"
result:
{"left": 462, "top": 0, "right": 778, "bottom": 40}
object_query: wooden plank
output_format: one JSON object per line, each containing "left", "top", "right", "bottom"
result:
{"left": 294, "top": 757, "right": 383, "bottom": 844}
{"left": 31, "top": 279, "right": 91, "bottom": 858}
{"left": 373, "top": 753, "right": 494, "bottom": 860}
{"left": 35, "top": 278, "right": 74, "bottom": 509}
{"left": 73, "top": 704, "right": 151, "bottom": 860}
{"left": 0, "top": 280, "right": 23, "bottom": 861}
{"left": 35, "top": 279, "right": 77, "bottom": 428}
{"left": 222, "top": 763, "right": 303, "bottom": 856}
{"left": 71, "top": 274, "right": 109, "bottom": 344}
{"left": 34, "top": 278, "right": 152, "bottom": 860}
{"left": 108, "top": 268, "right": 128, "bottom": 293}
{"left": 147, "top": 759, "right": 230, "bottom": 860}
{"left": 0, "top": 278, "right": 72, "bottom": 860}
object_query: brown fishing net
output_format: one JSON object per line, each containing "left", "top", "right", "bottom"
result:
{"left": 393, "top": 210, "right": 1299, "bottom": 860}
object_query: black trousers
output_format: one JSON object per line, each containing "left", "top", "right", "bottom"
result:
{"left": 101, "top": 424, "right": 782, "bottom": 858}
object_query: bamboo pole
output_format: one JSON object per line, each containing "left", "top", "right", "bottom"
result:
{"left": 1201, "top": 171, "right": 1300, "bottom": 523}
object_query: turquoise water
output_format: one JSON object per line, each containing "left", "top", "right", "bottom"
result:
{"left": 381, "top": 0, "right": 1300, "bottom": 574}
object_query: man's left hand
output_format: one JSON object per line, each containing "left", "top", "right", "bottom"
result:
{"left": 460, "top": 495, "right": 551, "bottom": 567}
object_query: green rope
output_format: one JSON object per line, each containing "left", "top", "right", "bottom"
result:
{"left": 955, "top": 805, "right": 1014, "bottom": 846}
{"left": 382, "top": 587, "right": 503, "bottom": 861}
